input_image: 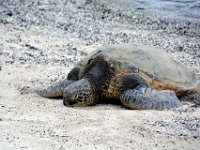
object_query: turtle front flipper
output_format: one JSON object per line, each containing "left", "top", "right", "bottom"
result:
{"left": 120, "top": 85, "right": 182, "bottom": 110}
{"left": 35, "top": 66, "right": 80, "bottom": 98}
{"left": 35, "top": 79, "right": 74, "bottom": 98}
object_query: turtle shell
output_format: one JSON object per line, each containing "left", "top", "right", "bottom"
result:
{"left": 77, "top": 44, "right": 198, "bottom": 90}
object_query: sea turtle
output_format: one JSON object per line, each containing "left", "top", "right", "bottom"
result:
{"left": 35, "top": 44, "right": 200, "bottom": 110}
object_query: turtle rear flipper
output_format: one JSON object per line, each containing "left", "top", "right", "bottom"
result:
{"left": 179, "top": 89, "right": 200, "bottom": 106}
{"left": 35, "top": 79, "right": 74, "bottom": 98}
{"left": 120, "top": 86, "right": 181, "bottom": 110}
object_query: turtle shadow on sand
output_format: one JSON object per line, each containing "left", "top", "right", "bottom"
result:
{"left": 35, "top": 44, "right": 200, "bottom": 110}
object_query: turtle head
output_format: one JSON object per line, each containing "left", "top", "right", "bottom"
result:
{"left": 63, "top": 79, "right": 97, "bottom": 107}
{"left": 63, "top": 57, "right": 110, "bottom": 107}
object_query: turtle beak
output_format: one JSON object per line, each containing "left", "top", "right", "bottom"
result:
{"left": 63, "top": 84, "right": 79, "bottom": 106}
{"left": 63, "top": 96, "right": 76, "bottom": 106}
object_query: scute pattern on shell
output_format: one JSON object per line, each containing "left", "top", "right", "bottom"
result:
{"left": 77, "top": 44, "right": 198, "bottom": 90}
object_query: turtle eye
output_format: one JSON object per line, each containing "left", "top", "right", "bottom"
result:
{"left": 87, "top": 59, "right": 94, "bottom": 64}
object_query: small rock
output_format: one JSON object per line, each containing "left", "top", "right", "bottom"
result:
{"left": 6, "top": 12, "right": 13, "bottom": 16}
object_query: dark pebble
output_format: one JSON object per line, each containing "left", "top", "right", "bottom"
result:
{"left": 136, "top": 7, "right": 145, "bottom": 10}
{"left": 6, "top": 12, "right": 13, "bottom": 16}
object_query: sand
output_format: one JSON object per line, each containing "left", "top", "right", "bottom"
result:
{"left": 0, "top": 0, "right": 200, "bottom": 149}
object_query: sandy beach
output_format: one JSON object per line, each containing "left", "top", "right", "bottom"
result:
{"left": 0, "top": 0, "right": 200, "bottom": 149}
